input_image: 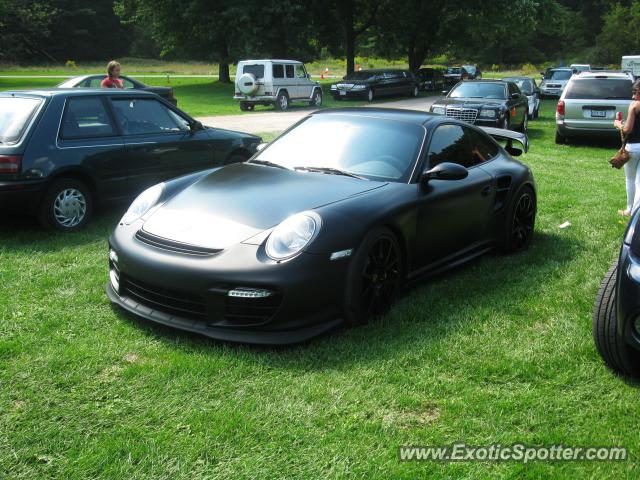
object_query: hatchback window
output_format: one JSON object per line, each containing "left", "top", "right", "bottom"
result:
{"left": 273, "top": 64, "right": 284, "bottom": 78}
{"left": 242, "top": 64, "right": 265, "bottom": 79}
{"left": 60, "top": 97, "right": 115, "bottom": 139}
{"left": 564, "top": 79, "right": 633, "bottom": 100}
{"left": 111, "top": 98, "right": 189, "bottom": 135}
{"left": 0, "top": 97, "right": 42, "bottom": 144}
{"left": 286, "top": 65, "right": 295, "bottom": 78}
{"left": 428, "top": 125, "right": 473, "bottom": 168}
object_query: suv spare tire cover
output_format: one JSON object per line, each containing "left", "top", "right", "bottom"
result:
{"left": 238, "top": 72, "right": 259, "bottom": 95}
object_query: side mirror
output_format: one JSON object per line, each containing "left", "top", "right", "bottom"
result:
{"left": 189, "top": 120, "right": 204, "bottom": 132}
{"left": 307, "top": 73, "right": 311, "bottom": 79}
{"left": 256, "top": 142, "right": 268, "bottom": 152}
{"left": 441, "top": 89, "right": 449, "bottom": 96}
{"left": 421, "top": 162, "right": 468, "bottom": 185}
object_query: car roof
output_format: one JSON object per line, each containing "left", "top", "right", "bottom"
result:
{"left": 550, "top": 67, "right": 573, "bottom": 71}
{"left": 239, "top": 59, "right": 303, "bottom": 64}
{"left": 311, "top": 107, "right": 448, "bottom": 127}
{"left": 0, "top": 89, "right": 158, "bottom": 99}
{"left": 573, "top": 72, "right": 631, "bottom": 80}
{"left": 502, "top": 76, "right": 532, "bottom": 81}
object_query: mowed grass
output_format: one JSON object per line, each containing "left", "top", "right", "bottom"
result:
{"left": 0, "top": 76, "right": 426, "bottom": 117}
{"left": 2, "top": 101, "right": 640, "bottom": 479}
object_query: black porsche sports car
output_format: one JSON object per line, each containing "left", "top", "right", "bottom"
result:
{"left": 593, "top": 209, "right": 640, "bottom": 377}
{"left": 107, "top": 108, "right": 535, "bottom": 344}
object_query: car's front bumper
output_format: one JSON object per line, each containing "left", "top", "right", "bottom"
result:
{"left": 616, "top": 244, "right": 640, "bottom": 350}
{"left": 330, "top": 89, "right": 368, "bottom": 99}
{"left": 539, "top": 87, "right": 563, "bottom": 97}
{"left": 106, "top": 224, "right": 349, "bottom": 345}
{"left": 0, "top": 179, "right": 46, "bottom": 215}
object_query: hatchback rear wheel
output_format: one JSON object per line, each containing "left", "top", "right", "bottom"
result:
{"left": 39, "top": 178, "right": 93, "bottom": 231}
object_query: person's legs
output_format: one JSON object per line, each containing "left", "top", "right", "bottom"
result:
{"left": 633, "top": 152, "right": 640, "bottom": 213}
{"left": 624, "top": 152, "right": 640, "bottom": 213}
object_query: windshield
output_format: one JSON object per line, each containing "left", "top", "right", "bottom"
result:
{"left": 503, "top": 78, "right": 533, "bottom": 94}
{"left": 447, "top": 67, "right": 462, "bottom": 74}
{"left": 450, "top": 82, "right": 506, "bottom": 99}
{"left": 0, "top": 97, "right": 42, "bottom": 144}
{"left": 544, "top": 70, "right": 572, "bottom": 80}
{"left": 344, "top": 71, "right": 376, "bottom": 81}
{"left": 564, "top": 79, "right": 633, "bottom": 100}
{"left": 254, "top": 115, "right": 425, "bottom": 182}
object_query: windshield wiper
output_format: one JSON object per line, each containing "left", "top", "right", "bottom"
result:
{"left": 294, "top": 166, "right": 364, "bottom": 179}
{"left": 247, "top": 159, "right": 289, "bottom": 169}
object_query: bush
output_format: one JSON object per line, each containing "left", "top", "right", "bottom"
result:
{"left": 491, "top": 64, "right": 500, "bottom": 72}
{"left": 65, "top": 60, "right": 76, "bottom": 68}
{"left": 521, "top": 63, "right": 537, "bottom": 74}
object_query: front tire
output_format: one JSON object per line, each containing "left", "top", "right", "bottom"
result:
{"left": 275, "top": 91, "right": 289, "bottom": 111}
{"left": 343, "top": 227, "right": 404, "bottom": 326}
{"left": 500, "top": 184, "right": 536, "bottom": 253}
{"left": 309, "top": 89, "right": 323, "bottom": 107}
{"left": 593, "top": 261, "right": 640, "bottom": 377}
{"left": 38, "top": 178, "right": 93, "bottom": 231}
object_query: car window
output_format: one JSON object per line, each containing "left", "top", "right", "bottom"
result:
{"left": 427, "top": 124, "right": 475, "bottom": 169}
{"left": 87, "top": 78, "right": 103, "bottom": 88}
{"left": 122, "top": 78, "right": 135, "bottom": 89}
{"left": 464, "top": 128, "right": 500, "bottom": 165}
{"left": 273, "top": 64, "right": 284, "bottom": 79}
{"left": 242, "top": 64, "right": 265, "bottom": 79}
{"left": 0, "top": 97, "right": 42, "bottom": 144}
{"left": 385, "top": 71, "right": 402, "bottom": 79}
{"left": 286, "top": 65, "right": 295, "bottom": 78}
{"left": 60, "top": 97, "right": 115, "bottom": 139}
{"left": 564, "top": 79, "right": 633, "bottom": 100}
{"left": 508, "top": 83, "right": 520, "bottom": 96}
{"left": 545, "top": 70, "right": 572, "bottom": 80}
{"left": 111, "top": 98, "right": 189, "bottom": 135}
{"left": 296, "top": 65, "right": 307, "bottom": 79}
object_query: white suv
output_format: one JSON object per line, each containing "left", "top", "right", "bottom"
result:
{"left": 234, "top": 59, "right": 323, "bottom": 111}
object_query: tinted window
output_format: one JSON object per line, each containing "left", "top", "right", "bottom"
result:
{"left": 255, "top": 115, "right": 425, "bottom": 182}
{"left": 465, "top": 128, "right": 500, "bottom": 165}
{"left": 385, "top": 71, "right": 402, "bottom": 79}
{"left": 61, "top": 97, "right": 114, "bottom": 138}
{"left": 243, "top": 64, "right": 264, "bottom": 79}
{"left": 273, "top": 64, "right": 284, "bottom": 78}
{"left": 87, "top": 77, "right": 102, "bottom": 88}
{"left": 450, "top": 82, "right": 506, "bottom": 99}
{"left": 428, "top": 125, "right": 471, "bottom": 168}
{"left": 0, "top": 97, "right": 42, "bottom": 144}
{"left": 508, "top": 83, "right": 520, "bottom": 95}
{"left": 504, "top": 78, "right": 533, "bottom": 94}
{"left": 565, "top": 79, "right": 633, "bottom": 100}
{"left": 286, "top": 65, "right": 294, "bottom": 78}
{"left": 111, "top": 98, "right": 189, "bottom": 135}
{"left": 344, "top": 71, "right": 377, "bottom": 81}
{"left": 544, "top": 70, "right": 572, "bottom": 80}
{"left": 464, "top": 65, "right": 477, "bottom": 75}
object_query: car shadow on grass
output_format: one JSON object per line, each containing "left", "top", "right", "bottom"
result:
{"left": 0, "top": 209, "right": 124, "bottom": 253}
{"left": 113, "top": 229, "right": 583, "bottom": 370}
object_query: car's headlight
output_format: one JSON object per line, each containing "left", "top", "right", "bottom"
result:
{"left": 330, "top": 84, "right": 337, "bottom": 90}
{"left": 122, "top": 183, "right": 164, "bottom": 224}
{"left": 431, "top": 105, "right": 445, "bottom": 115}
{"left": 352, "top": 84, "right": 366, "bottom": 90}
{"left": 266, "top": 212, "right": 320, "bottom": 261}
{"left": 479, "top": 109, "right": 497, "bottom": 118}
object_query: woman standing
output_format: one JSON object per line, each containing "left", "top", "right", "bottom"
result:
{"left": 614, "top": 80, "right": 640, "bottom": 216}
{"left": 100, "top": 61, "right": 124, "bottom": 89}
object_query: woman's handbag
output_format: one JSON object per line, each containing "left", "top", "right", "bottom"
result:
{"left": 610, "top": 133, "right": 630, "bottom": 169}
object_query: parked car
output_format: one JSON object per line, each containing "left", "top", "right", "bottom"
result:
{"left": 463, "top": 64, "right": 482, "bottom": 80}
{"left": 539, "top": 68, "right": 573, "bottom": 97}
{"left": 106, "top": 107, "right": 535, "bottom": 344}
{"left": 330, "top": 69, "right": 419, "bottom": 101}
{"left": 430, "top": 80, "right": 529, "bottom": 131}
{"left": 570, "top": 64, "right": 591, "bottom": 74}
{"left": 417, "top": 68, "right": 445, "bottom": 91}
{"left": 593, "top": 209, "right": 640, "bottom": 377}
{"left": 622, "top": 55, "right": 640, "bottom": 79}
{"left": 0, "top": 89, "right": 261, "bottom": 230}
{"left": 444, "top": 66, "right": 469, "bottom": 86}
{"left": 502, "top": 76, "right": 540, "bottom": 119}
{"left": 57, "top": 75, "right": 177, "bottom": 105}
{"left": 555, "top": 71, "right": 633, "bottom": 144}
{"left": 233, "top": 59, "right": 322, "bottom": 112}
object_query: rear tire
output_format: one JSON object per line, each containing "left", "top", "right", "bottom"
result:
{"left": 239, "top": 101, "right": 252, "bottom": 111}
{"left": 555, "top": 130, "right": 566, "bottom": 144}
{"left": 367, "top": 88, "right": 375, "bottom": 103}
{"left": 38, "top": 178, "right": 93, "bottom": 231}
{"left": 275, "top": 91, "right": 289, "bottom": 111}
{"left": 593, "top": 261, "right": 640, "bottom": 377}
{"left": 500, "top": 184, "right": 536, "bottom": 253}
{"left": 519, "top": 111, "right": 528, "bottom": 132}
{"left": 343, "top": 227, "right": 404, "bottom": 326}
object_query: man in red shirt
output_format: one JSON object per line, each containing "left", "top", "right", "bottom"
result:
{"left": 101, "top": 61, "right": 124, "bottom": 88}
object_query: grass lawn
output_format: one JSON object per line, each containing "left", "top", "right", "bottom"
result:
{"left": 2, "top": 100, "right": 640, "bottom": 479}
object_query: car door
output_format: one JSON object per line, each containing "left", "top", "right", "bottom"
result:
{"left": 56, "top": 95, "right": 128, "bottom": 200}
{"left": 295, "top": 64, "right": 312, "bottom": 99}
{"left": 109, "top": 96, "right": 215, "bottom": 194}
{"left": 414, "top": 124, "right": 495, "bottom": 269}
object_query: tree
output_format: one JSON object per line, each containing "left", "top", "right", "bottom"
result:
{"left": 0, "top": 1, "right": 57, "bottom": 62}
{"left": 596, "top": 1, "right": 640, "bottom": 63}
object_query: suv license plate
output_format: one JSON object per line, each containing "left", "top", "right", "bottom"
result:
{"left": 591, "top": 110, "right": 606, "bottom": 118}
{"left": 340, "top": 90, "right": 346, "bottom": 96}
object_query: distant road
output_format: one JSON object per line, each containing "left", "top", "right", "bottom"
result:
{"left": 197, "top": 96, "right": 441, "bottom": 135}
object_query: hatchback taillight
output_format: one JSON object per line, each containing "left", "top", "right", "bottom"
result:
{"left": 0, "top": 155, "right": 21, "bottom": 174}
{"left": 557, "top": 100, "right": 565, "bottom": 116}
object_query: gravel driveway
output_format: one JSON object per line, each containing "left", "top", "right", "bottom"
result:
{"left": 197, "top": 96, "right": 442, "bottom": 134}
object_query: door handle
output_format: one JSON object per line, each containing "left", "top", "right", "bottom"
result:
{"left": 481, "top": 185, "right": 493, "bottom": 196}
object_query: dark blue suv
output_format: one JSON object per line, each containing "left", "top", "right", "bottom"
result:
{"left": 0, "top": 89, "right": 261, "bottom": 230}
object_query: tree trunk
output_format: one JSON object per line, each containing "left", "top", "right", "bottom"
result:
{"left": 344, "top": 5, "right": 355, "bottom": 75}
{"left": 408, "top": 47, "right": 428, "bottom": 74}
{"left": 219, "top": 62, "right": 230, "bottom": 83}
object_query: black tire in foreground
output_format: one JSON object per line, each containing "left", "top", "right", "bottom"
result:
{"left": 343, "top": 227, "right": 404, "bottom": 326}
{"left": 593, "top": 261, "right": 640, "bottom": 377}
{"left": 500, "top": 184, "right": 536, "bottom": 253}
{"left": 38, "top": 178, "right": 93, "bottom": 231}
